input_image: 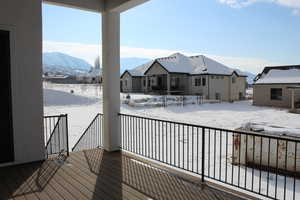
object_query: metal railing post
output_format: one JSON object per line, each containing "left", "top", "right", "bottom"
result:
{"left": 65, "top": 114, "right": 69, "bottom": 156}
{"left": 202, "top": 127, "right": 205, "bottom": 182}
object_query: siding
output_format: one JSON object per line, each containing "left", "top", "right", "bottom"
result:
{"left": 253, "top": 84, "right": 300, "bottom": 108}
{"left": 208, "top": 75, "right": 231, "bottom": 101}
{"left": 230, "top": 74, "right": 247, "bottom": 101}
{"left": 189, "top": 75, "right": 209, "bottom": 97}
{"left": 121, "top": 72, "right": 132, "bottom": 93}
{"left": 145, "top": 62, "right": 168, "bottom": 75}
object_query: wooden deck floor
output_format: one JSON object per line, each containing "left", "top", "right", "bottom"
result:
{"left": 0, "top": 149, "right": 245, "bottom": 200}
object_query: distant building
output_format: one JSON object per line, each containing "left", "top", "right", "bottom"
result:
{"left": 76, "top": 58, "right": 103, "bottom": 84}
{"left": 253, "top": 65, "right": 300, "bottom": 109}
{"left": 43, "top": 73, "right": 79, "bottom": 84}
{"left": 121, "top": 53, "right": 247, "bottom": 101}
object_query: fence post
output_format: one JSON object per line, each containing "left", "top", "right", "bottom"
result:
{"left": 202, "top": 127, "right": 205, "bottom": 182}
{"left": 65, "top": 114, "right": 69, "bottom": 156}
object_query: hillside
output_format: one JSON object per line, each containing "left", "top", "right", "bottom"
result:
{"left": 43, "top": 52, "right": 92, "bottom": 75}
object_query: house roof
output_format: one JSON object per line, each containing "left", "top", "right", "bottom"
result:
{"left": 122, "top": 53, "right": 247, "bottom": 78}
{"left": 120, "top": 60, "right": 154, "bottom": 78}
{"left": 255, "top": 67, "right": 300, "bottom": 84}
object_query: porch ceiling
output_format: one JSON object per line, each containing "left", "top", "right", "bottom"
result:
{"left": 43, "top": 0, "right": 149, "bottom": 13}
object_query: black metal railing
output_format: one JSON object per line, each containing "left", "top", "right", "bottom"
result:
{"left": 119, "top": 113, "right": 300, "bottom": 200}
{"left": 43, "top": 114, "right": 69, "bottom": 158}
{"left": 72, "top": 113, "right": 103, "bottom": 152}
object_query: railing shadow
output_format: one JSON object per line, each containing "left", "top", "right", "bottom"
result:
{"left": 82, "top": 148, "right": 241, "bottom": 200}
{"left": 0, "top": 156, "right": 65, "bottom": 199}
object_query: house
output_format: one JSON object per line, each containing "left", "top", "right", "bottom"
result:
{"left": 120, "top": 60, "right": 154, "bottom": 92}
{"left": 253, "top": 65, "right": 300, "bottom": 109}
{"left": 121, "top": 53, "right": 247, "bottom": 101}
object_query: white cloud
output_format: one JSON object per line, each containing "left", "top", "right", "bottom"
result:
{"left": 292, "top": 9, "right": 300, "bottom": 15}
{"left": 43, "top": 40, "right": 176, "bottom": 64}
{"left": 218, "top": 0, "right": 258, "bottom": 8}
{"left": 218, "top": 0, "right": 300, "bottom": 15}
{"left": 203, "top": 54, "right": 278, "bottom": 74}
{"left": 43, "top": 40, "right": 277, "bottom": 74}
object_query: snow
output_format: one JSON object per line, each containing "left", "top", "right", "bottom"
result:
{"left": 43, "top": 89, "right": 99, "bottom": 106}
{"left": 43, "top": 83, "right": 300, "bottom": 200}
{"left": 127, "top": 60, "right": 154, "bottom": 76}
{"left": 44, "top": 83, "right": 300, "bottom": 148}
{"left": 43, "top": 52, "right": 92, "bottom": 75}
{"left": 126, "top": 52, "right": 247, "bottom": 77}
{"left": 255, "top": 68, "right": 300, "bottom": 84}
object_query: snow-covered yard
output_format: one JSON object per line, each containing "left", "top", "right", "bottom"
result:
{"left": 43, "top": 83, "right": 300, "bottom": 148}
{"left": 43, "top": 83, "right": 300, "bottom": 200}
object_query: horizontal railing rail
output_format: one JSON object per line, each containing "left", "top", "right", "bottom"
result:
{"left": 119, "top": 113, "right": 300, "bottom": 143}
{"left": 72, "top": 113, "right": 103, "bottom": 152}
{"left": 119, "top": 113, "right": 300, "bottom": 200}
{"left": 43, "top": 114, "right": 69, "bottom": 158}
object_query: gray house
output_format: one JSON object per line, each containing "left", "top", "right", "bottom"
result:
{"left": 253, "top": 65, "right": 300, "bottom": 109}
{"left": 121, "top": 53, "right": 247, "bottom": 101}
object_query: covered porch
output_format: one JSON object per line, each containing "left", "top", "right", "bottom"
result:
{"left": 145, "top": 74, "right": 187, "bottom": 95}
{"left": 0, "top": 148, "right": 244, "bottom": 200}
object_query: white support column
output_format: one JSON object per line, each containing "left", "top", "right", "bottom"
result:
{"left": 102, "top": 11, "right": 121, "bottom": 152}
{"left": 167, "top": 74, "right": 171, "bottom": 95}
{"left": 291, "top": 89, "right": 295, "bottom": 110}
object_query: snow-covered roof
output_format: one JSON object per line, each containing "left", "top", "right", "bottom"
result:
{"left": 189, "top": 54, "right": 246, "bottom": 76}
{"left": 127, "top": 60, "right": 155, "bottom": 76}
{"left": 255, "top": 68, "right": 300, "bottom": 84}
{"left": 127, "top": 53, "right": 247, "bottom": 77}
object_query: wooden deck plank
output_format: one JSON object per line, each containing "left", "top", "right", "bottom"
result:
{"left": 68, "top": 156, "right": 151, "bottom": 200}
{"left": 0, "top": 148, "right": 245, "bottom": 200}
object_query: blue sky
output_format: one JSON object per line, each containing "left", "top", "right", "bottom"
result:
{"left": 42, "top": 0, "right": 300, "bottom": 73}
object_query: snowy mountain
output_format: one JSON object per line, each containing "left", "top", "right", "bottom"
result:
{"left": 43, "top": 52, "right": 93, "bottom": 75}
{"left": 241, "top": 71, "right": 256, "bottom": 84}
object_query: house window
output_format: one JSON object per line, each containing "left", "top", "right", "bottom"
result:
{"left": 148, "top": 79, "right": 151, "bottom": 86}
{"left": 202, "top": 78, "right": 206, "bottom": 86}
{"left": 271, "top": 88, "right": 282, "bottom": 100}
{"left": 125, "top": 80, "right": 127, "bottom": 87}
{"left": 194, "top": 78, "right": 201, "bottom": 86}
{"left": 211, "top": 76, "right": 215, "bottom": 79}
{"left": 215, "top": 93, "right": 220, "bottom": 100}
{"left": 232, "top": 77, "right": 236, "bottom": 83}
{"left": 143, "top": 79, "right": 146, "bottom": 87}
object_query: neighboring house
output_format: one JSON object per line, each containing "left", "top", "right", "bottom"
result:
{"left": 121, "top": 53, "right": 247, "bottom": 101}
{"left": 43, "top": 74, "right": 79, "bottom": 84}
{"left": 253, "top": 65, "right": 300, "bottom": 109}
{"left": 120, "top": 61, "right": 154, "bottom": 93}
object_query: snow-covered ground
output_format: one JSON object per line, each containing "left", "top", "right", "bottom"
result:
{"left": 44, "top": 83, "right": 300, "bottom": 149}
{"left": 43, "top": 83, "right": 300, "bottom": 200}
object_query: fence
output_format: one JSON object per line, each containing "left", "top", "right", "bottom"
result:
{"left": 119, "top": 113, "right": 300, "bottom": 200}
{"left": 71, "top": 112, "right": 300, "bottom": 200}
{"left": 124, "top": 95, "right": 206, "bottom": 107}
{"left": 72, "top": 113, "right": 103, "bottom": 152}
{"left": 43, "top": 114, "right": 69, "bottom": 158}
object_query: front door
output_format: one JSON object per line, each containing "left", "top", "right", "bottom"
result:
{"left": 158, "top": 76, "right": 162, "bottom": 87}
{"left": 0, "top": 30, "right": 14, "bottom": 164}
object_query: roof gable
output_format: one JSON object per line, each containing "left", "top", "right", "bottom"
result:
{"left": 120, "top": 70, "right": 131, "bottom": 79}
